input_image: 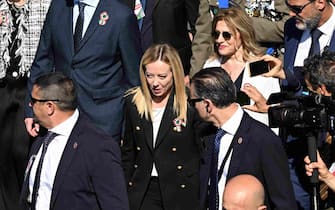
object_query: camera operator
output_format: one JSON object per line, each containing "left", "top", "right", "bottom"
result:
{"left": 302, "top": 51, "right": 335, "bottom": 206}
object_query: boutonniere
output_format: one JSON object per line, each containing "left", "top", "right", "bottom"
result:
{"left": 0, "top": 11, "right": 9, "bottom": 26}
{"left": 173, "top": 118, "right": 186, "bottom": 132}
{"left": 99, "top": 11, "right": 109, "bottom": 26}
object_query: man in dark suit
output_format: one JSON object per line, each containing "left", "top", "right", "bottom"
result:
{"left": 189, "top": 67, "right": 297, "bottom": 210}
{"left": 281, "top": 0, "right": 335, "bottom": 208}
{"left": 24, "top": 0, "right": 142, "bottom": 140}
{"left": 121, "top": 0, "right": 199, "bottom": 76}
{"left": 20, "top": 72, "right": 129, "bottom": 210}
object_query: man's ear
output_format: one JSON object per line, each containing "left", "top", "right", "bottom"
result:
{"left": 46, "top": 102, "right": 56, "bottom": 116}
{"left": 203, "top": 99, "right": 213, "bottom": 113}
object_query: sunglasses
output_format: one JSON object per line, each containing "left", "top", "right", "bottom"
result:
{"left": 30, "top": 97, "right": 60, "bottom": 105}
{"left": 212, "top": 31, "right": 232, "bottom": 41}
{"left": 188, "top": 98, "right": 204, "bottom": 107}
{"left": 285, "top": 0, "right": 314, "bottom": 14}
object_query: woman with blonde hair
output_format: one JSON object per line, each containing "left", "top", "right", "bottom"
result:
{"left": 122, "top": 44, "right": 201, "bottom": 210}
{"left": 204, "top": 7, "right": 281, "bottom": 128}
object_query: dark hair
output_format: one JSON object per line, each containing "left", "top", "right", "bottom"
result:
{"left": 191, "top": 67, "right": 236, "bottom": 107}
{"left": 34, "top": 72, "right": 78, "bottom": 111}
{"left": 303, "top": 50, "right": 335, "bottom": 94}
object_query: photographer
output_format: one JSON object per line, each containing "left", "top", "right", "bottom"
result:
{"left": 303, "top": 51, "right": 335, "bottom": 197}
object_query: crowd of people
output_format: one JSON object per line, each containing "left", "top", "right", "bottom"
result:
{"left": 1, "top": 0, "right": 335, "bottom": 209}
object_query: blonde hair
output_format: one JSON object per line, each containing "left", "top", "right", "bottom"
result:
{"left": 126, "top": 44, "right": 188, "bottom": 123}
{"left": 212, "top": 7, "right": 264, "bottom": 61}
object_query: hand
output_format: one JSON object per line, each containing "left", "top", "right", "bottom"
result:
{"left": 261, "top": 55, "right": 286, "bottom": 80}
{"left": 305, "top": 151, "right": 332, "bottom": 182}
{"left": 241, "top": 83, "right": 269, "bottom": 113}
{"left": 24, "top": 118, "right": 40, "bottom": 137}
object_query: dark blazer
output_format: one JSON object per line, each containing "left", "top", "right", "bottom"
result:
{"left": 199, "top": 112, "right": 297, "bottom": 210}
{"left": 283, "top": 17, "right": 335, "bottom": 90}
{"left": 25, "top": 0, "right": 142, "bottom": 137}
{"left": 122, "top": 92, "right": 201, "bottom": 210}
{"left": 121, "top": 0, "right": 199, "bottom": 75}
{"left": 20, "top": 113, "right": 129, "bottom": 210}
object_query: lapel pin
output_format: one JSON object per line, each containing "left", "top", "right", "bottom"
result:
{"left": 73, "top": 142, "right": 78, "bottom": 149}
{"left": 237, "top": 137, "right": 243, "bottom": 144}
{"left": 135, "top": 126, "right": 140, "bottom": 131}
{"left": 173, "top": 118, "right": 186, "bottom": 132}
{"left": 99, "top": 11, "right": 109, "bottom": 26}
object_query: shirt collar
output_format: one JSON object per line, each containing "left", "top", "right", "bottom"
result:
{"left": 220, "top": 104, "right": 244, "bottom": 136}
{"left": 74, "top": 0, "right": 99, "bottom": 7}
{"left": 50, "top": 109, "right": 79, "bottom": 138}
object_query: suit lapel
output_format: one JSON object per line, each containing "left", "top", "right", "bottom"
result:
{"left": 328, "top": 31, "right": 335, "bottom": 51}
{"left": 155, "top": 93, "right": 174, "bottom": 148}
{"left": 49, "top": 119, "right": 82, "bottom": 208}
{"left": 78, "top": 0, "right": 108, "bottom": 51}
{"left": 226, "top": 113, "right": 251, "bottom": 179}
{"left": 142, "top": 116, "right": 154, "bottom": 152}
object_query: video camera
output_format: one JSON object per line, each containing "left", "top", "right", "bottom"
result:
{"left": 267, "top": 91, "right": 335, "bottom": 132}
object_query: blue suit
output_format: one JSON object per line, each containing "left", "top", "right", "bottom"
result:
{"left": 26, "top": 0, "right": 142, "bottom": 137}
{"left": 20, "top": 113, "right": 129, "bottom": 210}
{"left": 283, "top": 17, "right": 335, "bottom": 90}
{"left": 199, "top": 112, "right": 297, "bottom": 210}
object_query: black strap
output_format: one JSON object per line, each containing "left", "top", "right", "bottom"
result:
{"left": 218, "top": 138, "right": 235, "bottom": 181}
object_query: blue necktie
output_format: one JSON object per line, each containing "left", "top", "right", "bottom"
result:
{"left": 309, "top": 29, "right": 322, "bottom": 57}
{"left": 74, "top": 2, "right": 86, "bottom": 52}
{"left": 209, "top": 129, "right": 226, "bottom": 210}
{"left": 31, "top": 131, "right": 58, "bottom": 210}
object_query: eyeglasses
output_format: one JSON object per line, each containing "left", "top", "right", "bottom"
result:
{"left": 30, "top": 97, "right": 60, "bottom": 105}
{"left": 188, "top": 98, "right": 204, "bottom": 107}
{"left": 212, "top": 31, "right": 232, "bottom": 41}
{"left": 285, "top": 0, "right": 314, "bottom": 14}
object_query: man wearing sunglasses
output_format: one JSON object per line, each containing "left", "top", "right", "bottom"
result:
{"left": 281, "top": 0, "right": 335, "bottom": 209}
{"left": 191, "top": 67, "right": 297, "bottom": 210}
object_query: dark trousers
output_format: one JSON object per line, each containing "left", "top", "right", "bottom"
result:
{"left": 140, "top": 177, "right": 164, "bottom": 210}
{"left": 0, "top": 77, "right": 32, "bottom": 210}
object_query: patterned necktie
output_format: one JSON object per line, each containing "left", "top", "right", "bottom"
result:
{"left": 74, "top": 2, "right": 86, "bottom": 52}
{"left": 31, "top": 131, "right": 58, "bottom": 210}
{"left": 209, "top": 129, "right": 226, "bottom": 210}
{"left": 309, "top": 29, "right": 323, "bottom": 57}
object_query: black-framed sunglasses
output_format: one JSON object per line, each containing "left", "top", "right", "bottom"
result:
{"left": 285, "top": 0, "right": 314, "bottom": 14}
{"left": 188, "top": 98, "right": 204, "bottom": 107}
{"left": 30, "top": 97, "right": 60, "bottom": 105}
{"left": 212, "top": 31, "right": 232, "bottom": 41}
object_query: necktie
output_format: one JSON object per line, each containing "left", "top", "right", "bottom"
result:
{"left": 209, "top": 129, "right": 226, "bottom": 210}
{"left": 74, "top": 2, "right": 86, "bottom": 52}
{"left": 31, "top": 131, "right": 58, "bottom": 210}
{"left": 309, "top": 29, "right": 323, "bottom": 57}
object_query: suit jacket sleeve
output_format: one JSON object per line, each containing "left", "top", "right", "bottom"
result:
{"left": 121, "top": 97, "right": 136, "bottom": 182}
{"left": 190, "top": 0, "right": 213, "bottom": 77}
{"left": 92, "top": 137, "right": 130, "bottom": 210}
{"left": 118, "top": 12, "right": 142, "bottom": 89}
{"left": 25, "top": 2, "right": 55, "bottom": 117}
{"left": 185, "top": 0, "right": 200, "bottom": 35}
{"left": 260, "top": 133, "right": 297, "bottom": 209}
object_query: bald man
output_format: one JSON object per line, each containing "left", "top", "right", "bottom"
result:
{"left": 223, "top": 174, "right": 267, "bottom": 210}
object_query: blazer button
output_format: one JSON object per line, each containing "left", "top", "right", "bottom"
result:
{"left": 180, "top": 184, "right": 186, "bottom": 188}
{"left": 136, "top": 146, "right": 141, "bottom": 151}
{"left": 134, "top": 164, "right": 138, "bottom": 168}
{"left": 177, "top": 165, "right": 183, "bottom": 170}
{"left": 128, "top": 182, "right": 133, "bottom": 187}
{"left": 171, "top": 147, "right": 177, "bottom": 152}
{"left": 135, "top": 126, "right": 140, "bottom": 131}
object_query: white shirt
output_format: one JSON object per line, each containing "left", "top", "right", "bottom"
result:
{"left": 73, "top": 0, "right": 99, "bottom": 37}
{"left": 151, "top": 106, "right": 166, "bottom": 176}
{"left": 294, "top": 4, "right": 335, "bottom": 67}
{"left": 28, "top": 109, "right": 79, "bottom": 210}
{"left": 217, "top": 105, "right": 244, "bottom": 209}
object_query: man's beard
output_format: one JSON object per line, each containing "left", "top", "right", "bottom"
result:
{"left": 295, "top": 13, "right": 321, "bottom": 30}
